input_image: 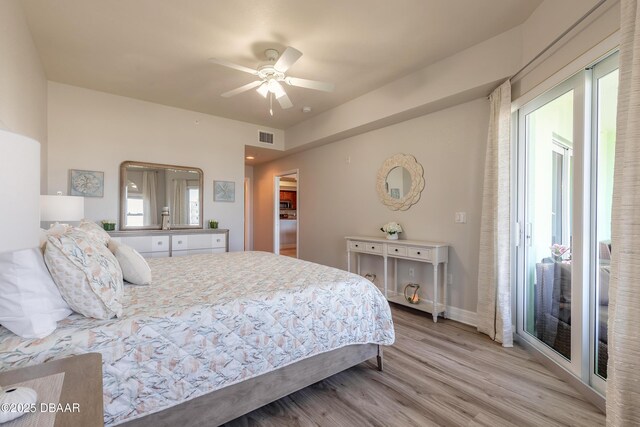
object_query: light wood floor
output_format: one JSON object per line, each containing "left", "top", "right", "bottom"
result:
{"left": 280, "top": 247, "right": 297, "bottom": 258}
{"left": 225, "top": 305, "right": 605, "bottom": 427}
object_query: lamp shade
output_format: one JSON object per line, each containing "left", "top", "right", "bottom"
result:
{"left": 40, "top": 195, "right": 84, "bottom": 222}
{"left": 0, "top": 129, "right": 40, "bottom": 253}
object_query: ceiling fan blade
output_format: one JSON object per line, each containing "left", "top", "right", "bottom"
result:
{"left": 274, "top": 47, "right": 302, "bottom": 73}
{"left": 221, "top": 80, "right": 263, "bottom": 97}
{"left": 208, "top": 58, "right": 258, "bottom": 75}
{"left": 285, "top": 77, "right": 334, "bottom": 92}
{"left": 276, "top": 93, "right": 293, "bottom": 109}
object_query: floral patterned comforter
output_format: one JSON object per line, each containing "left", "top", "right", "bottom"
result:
{"left": 0, "top": 251, "right": 395, "bottom": 425}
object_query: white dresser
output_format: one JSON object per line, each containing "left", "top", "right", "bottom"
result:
{"left": 345, "top": 236, "right": 449, "bottom": 322}
{"left": 109, "top": 229, "right": 229, "bottom": 258}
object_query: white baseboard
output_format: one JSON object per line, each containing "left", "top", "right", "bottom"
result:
{"left": 445, "top": 305, "right": 477, "bottom": 327}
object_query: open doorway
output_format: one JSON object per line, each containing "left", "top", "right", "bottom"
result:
{"left": 274, "top": 170, "right": 298, "bottom": 258}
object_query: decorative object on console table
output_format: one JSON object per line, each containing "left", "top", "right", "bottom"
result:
{"left": 404, "top": 283, "right": 420, "bottom": 304}
{"left": 214, "top": 180, "right": 235, "bottom": 202}
{"left": 69, "top": 169, "right": 104, "bottom": 198}
{"left": 380, "top": 222, "right": 403, "bottom": 240}
{"left": 209, "top": 219, "right": 219, "bottom": 229}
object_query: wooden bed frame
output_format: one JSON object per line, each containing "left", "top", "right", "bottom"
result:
{"left": 122, "top": 344, "right": 383, "bottom": 426}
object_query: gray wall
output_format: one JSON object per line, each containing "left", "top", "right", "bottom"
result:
{"left": 253, "top": 98, "right": 489, "bottom": 313}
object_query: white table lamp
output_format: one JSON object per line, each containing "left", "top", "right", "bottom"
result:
{"left": 40, "top": 193, "right": 84, "bottom": 226}
{"left": 0, "top": 129, "right": 41, "bottom": 253}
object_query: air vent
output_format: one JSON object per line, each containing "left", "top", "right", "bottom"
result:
{"left": 259, "top": 131, "right": 274, "bottom": 144}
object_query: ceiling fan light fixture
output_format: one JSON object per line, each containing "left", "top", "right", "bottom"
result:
{"left": 267, "top": 80, "right": 286, "bottom": 98}
{"left": 256, "top": 83, "right": 269, "bottom": 98}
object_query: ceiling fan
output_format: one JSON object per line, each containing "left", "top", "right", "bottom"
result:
{"left": 209, "top": 47, "right": 334, "bottom": 115}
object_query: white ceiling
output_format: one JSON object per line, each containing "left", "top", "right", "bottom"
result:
{"left": 23, "top": 0, "right": 541, "bottom": 130}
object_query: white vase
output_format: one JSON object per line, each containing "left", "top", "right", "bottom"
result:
{"left": 0, "top": 386, "right": 38, "bottom": 423}
{"left": 386, "top": 233, "right": 398, "bottom": 240}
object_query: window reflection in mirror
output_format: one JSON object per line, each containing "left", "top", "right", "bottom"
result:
{"left": 120, "top": 162, "right": 203, "bottom": 230}
{"left": 385, "top": 166, "right": 412, "bottom": 199}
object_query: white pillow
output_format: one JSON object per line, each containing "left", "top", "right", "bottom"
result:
{"left": 0, "top": 248, "right": 73, "bottom": 339}
{"left": 45, "top": 227, "right": 123, "bottom": 319}
{"left": 108, "top": 240, "right": 152, "bottom": 285}
{"left": 78, "top": 219, "right": 111, "bottom": 246}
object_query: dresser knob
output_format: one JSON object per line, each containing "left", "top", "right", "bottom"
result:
{"left": 158, "top": 241, "right": 163, "bottom": 245}
{"left": 417, "top": 251, "right": 421, "bottom": 255}
{"left": 395, "top": 249, "right": 398, "bottom": 252}
{"left": 178, "top": 240, "right": 183, "bottom": 244}
{"left": 216, "top": 239, "right": 220, "bottom": 242}
{"left": 355, "top": 244, "right": 359, "bottom": 247}
{"left": 371, "top": 246, "right": 375, "bottom": 249}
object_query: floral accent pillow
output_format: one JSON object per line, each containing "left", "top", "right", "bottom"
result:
{"left": 78, "top": 219, "right": 111, "bottom": 246}
{"left": 44, "top": 227, "right": 123, "bottom": 319}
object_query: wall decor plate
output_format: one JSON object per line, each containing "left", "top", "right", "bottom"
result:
{"left": 214, "top": 180, "right": 235, "bottom": 202}
{"left": 69, "top": 170, "right": 104, "bottom": 197}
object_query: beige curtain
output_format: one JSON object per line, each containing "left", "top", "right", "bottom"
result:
{"left": 476, "top": 80, "right": 513, "bottom": 347}
{"left": 171, "top": 179, "right": 188, "bottom": 225}
{"left": 606, "top": 1, "right": 640, "bottom": 424}
{"left": 142, "top": 171, "right": 158, "bottom": 226}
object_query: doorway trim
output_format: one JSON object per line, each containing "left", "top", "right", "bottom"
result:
{"left": 273, "top": 169, "right": 299, "bottom": 258}
{"left": 244, "top": 177, "right": 252, "bottom": 251}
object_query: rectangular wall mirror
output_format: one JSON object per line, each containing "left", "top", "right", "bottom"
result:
{"left": 119, "top": 161, "right": 203, "bottom": 230}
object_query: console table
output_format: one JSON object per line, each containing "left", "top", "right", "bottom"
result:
{"left": 345, "top": 236, "right": 449, "bottom": 322}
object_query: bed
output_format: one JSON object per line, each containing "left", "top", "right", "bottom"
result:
{"left": 0, "top": 251, "right": 395, "bottom": 426}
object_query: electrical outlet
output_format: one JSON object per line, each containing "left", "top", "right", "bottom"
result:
{"left": 448, "top": 273, "right": 453, "bottom": 285}
{"left": 408, "top": 267, "right": 415, "bottom": 278}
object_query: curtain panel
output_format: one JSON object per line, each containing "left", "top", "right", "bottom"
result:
{"left": 477, "top": 80, "right": 513, "bottom": 347}
{"left": 606, "top": 1, "right": 640, "bottom": 424}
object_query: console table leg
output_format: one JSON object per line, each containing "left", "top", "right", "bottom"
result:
{"left": 443, "top": 261, "right": 448, "bottom": 319}
{"left": 433, "top": 263, "right": 439, "bottom": 323}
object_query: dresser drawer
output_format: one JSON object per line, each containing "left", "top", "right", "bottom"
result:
{"left": 121, "top": 236, "right": 169, "bottom": 253}
{"left": 387, "top": 245, "right": 407, "bottom": 256}
{"left": 407, "top": 247, "right": 431, "bottom": 261}
{"left": 211, "top": 234, "right": 226, "bottom": 249}
{"left": 172, "top": 234, "right": 226, "bottom": 251}
{"left": 171, "top": 235, "right": 187, "bottom": 251}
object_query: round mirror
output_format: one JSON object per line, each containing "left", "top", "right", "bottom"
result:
{"left": 385, "top": 166, "right": 412, "bottom": 199}
{"left": 376, "top": 154, "right": 425, "bottom": 211}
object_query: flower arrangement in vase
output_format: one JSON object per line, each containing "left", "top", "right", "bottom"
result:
{"left": 380, "top": 222, "right": 403, "bottom": 240}
{"left": 550, "top": 243, "right": 571, "bottom": 263}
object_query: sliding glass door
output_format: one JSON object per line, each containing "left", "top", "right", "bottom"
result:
{"left": 590, "top": 53, "right": 618, "bottom": 392}
{"left": 518, "top": 73, "right": 583, "bottom": 374}
{"left": 516, "top": 52, "right": 619, "bottom": 394}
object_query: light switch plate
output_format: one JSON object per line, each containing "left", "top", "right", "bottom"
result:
{"left": 455, "top": 212, "right": 467, "bottom": 224}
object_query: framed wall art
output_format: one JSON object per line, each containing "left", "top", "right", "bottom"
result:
{"left": 69, "top": 169, "right": 104, "bottom": 197}
{"left": 214, "top": 180, "right": 235, "bottom": 202}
